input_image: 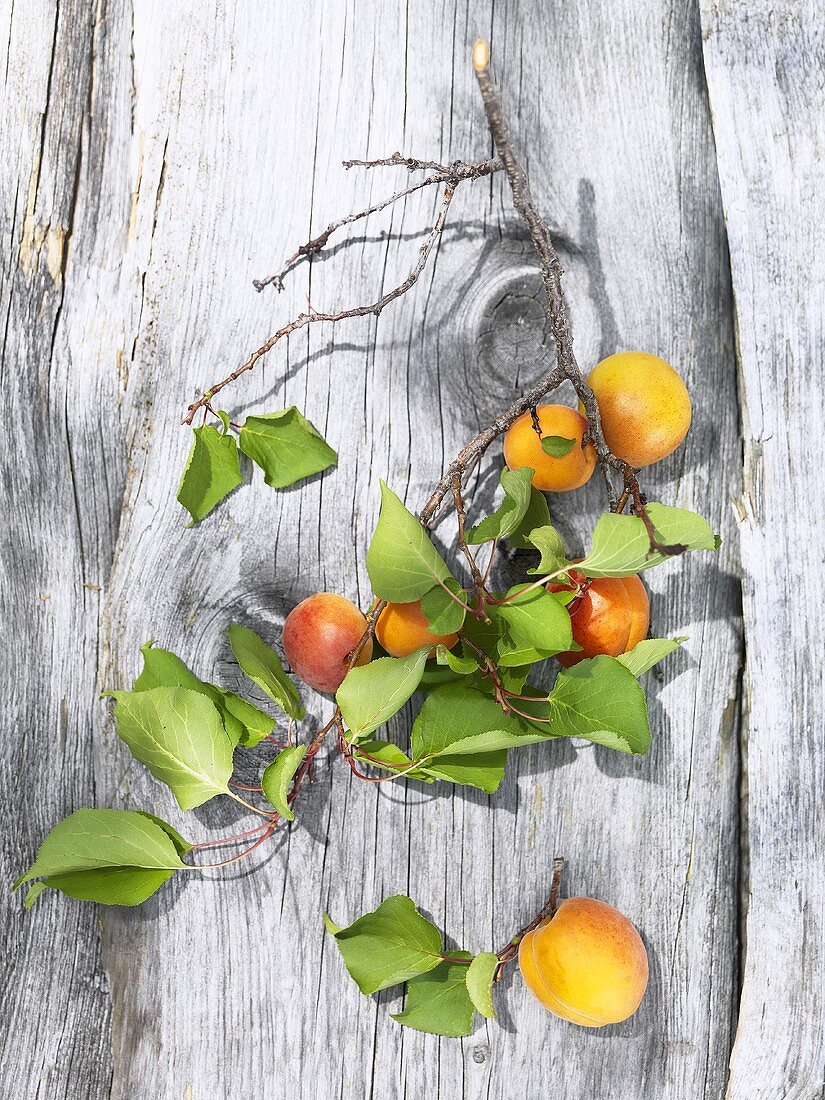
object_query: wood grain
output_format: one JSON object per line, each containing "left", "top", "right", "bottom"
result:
{"left": 701, "top": 4, "right": 825, "bottom": 1097}
{"left": 1, "top": 0, "right": 812, "bottom": 1096}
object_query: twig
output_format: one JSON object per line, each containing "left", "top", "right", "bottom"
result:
{"left": 254, "top": 157, "right": 500, "bottom": 292}
{"left": 342, "top": 151, "right": 501, "bottom": 175}
{"left": 184, "top": 183, "right": 458, "bottom": 424}
{"left": 495, "top": 855, "right": 564, "bottom": 976}
{"left": 451, "top": 474, "right": 489, "bottom": 618}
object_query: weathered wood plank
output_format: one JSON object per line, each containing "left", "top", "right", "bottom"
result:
{"left": 0, "top": 0, "right": 122, "bottom": 1095}
{"left": 2, "top": 1, "right": 748, "bottom": 1097}
{"left": 700, "top": 4, "right": 825, "bottom": 1097}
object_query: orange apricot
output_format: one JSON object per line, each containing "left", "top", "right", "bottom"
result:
{"left": 584, "top": 351, "right": 691, "bottom": 468}
{"left": 503, "top": 404, "right": 596, "bottom": 492}
{"left": 519, "top": 896, "right": 649, "bottom": 1027}
{"left": 375, "top": 600, "right": 458, "bottom": 658}
{"left": 282, "top": 593, "right": 372, "bottom": 693}
{"left": 550, "top": 570, "right": 649, "bottom": 667}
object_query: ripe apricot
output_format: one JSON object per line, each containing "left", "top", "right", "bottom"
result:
{"left": 375, "top": 600, "right": 458, "bottom": 658}
{"left": 519, "top": 897, "right": 648, "bottom": 1027}
{"left": 584, "top": 351, "right": 691, "bottom": 468}
{"left": 282, "top": 593, "right": 372, "bottom": 693}
{"left": 550, "top": 571, "right": 649, "bottom": 667}
{"left": 503, "top": 404, "right": 596, "bottom": 492}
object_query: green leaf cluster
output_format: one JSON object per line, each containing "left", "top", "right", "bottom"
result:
{"left": 17, "top": 627, "right": 305, "bottom": 908}
{"left": 332, "top": 476, "right": 714, "bottom": 795}
{"left": 178, "top": 406, "right": 337, "bottom": 523}
{"left": 325, "top": 895, "right": 500, "bottom": 1037}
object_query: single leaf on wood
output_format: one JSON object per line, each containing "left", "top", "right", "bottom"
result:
{"left": 507, "top": 486, "right": 552, "bottom": 550}
{"left": 135, "top": 640, "right": 274, "bottom": 748}
{"left": 177, "top": 424, "right": 243, "bottom": 523}
{"left": 261, "top": 745, "right": 307, "bottom": 821}
{"left": 495, "top": 585, "right": 573, "bottom": 654}
{"left": 411, "top": 683, "right": 552, "bottom": 760}
{"left": 540, "top": 434, "right": 575, "bottom": 457}
{"left": 547, "top": 655, "right": 651, "bottom": 754}
{"left": 238, "top": 407, "right": 337, "bottom": 488}
{"left": 107, "top": 687, "right": 234, "bottom": 809}
{"left": 420, "top": 580, "right": 466, "bottom": 635}
{"left": 336, "top": 648, "right": 429, "bottom": 740}
{"left": 14, "top": 809, "right": 188, "bottom": 908}
{"left": 526, "top": 525, "right": 569, "bottom": 575}
{"left": 578, "top": 504, "right": 720, "bottom": 578}
{"left": 227, "top": 624, "right": 304, "bottom": 720}
{"left": 325, "top": 895, "right": 444, "bottom": 994}
{"left": 466, "top": 466, "right": 534, "bottom": 544}
{"left": 391, "top": 954, "right": 477, "bottom": 1037}
{"left": 366, "top": 481, "right": 454, "bottom": 601}
{"left": 616, "top": 637, "right": 686, "bottom": 677}
{"left": 466, "top": 952, "right": 499, "bottom": 1018}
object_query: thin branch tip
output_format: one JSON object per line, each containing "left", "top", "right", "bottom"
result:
{"left": 472, "top": 39, "right": 490, "bottom": 73}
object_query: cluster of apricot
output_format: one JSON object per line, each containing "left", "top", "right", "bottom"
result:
{"left": 281, "top": 350, "right": 690, "bottom": 1028}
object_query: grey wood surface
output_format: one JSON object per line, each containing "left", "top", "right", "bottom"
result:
{"left": 701, "top": 4, "right": 825, "bottom": 1097}
{"left": 0, "top": 1, "right": 819, "bottom": 1097}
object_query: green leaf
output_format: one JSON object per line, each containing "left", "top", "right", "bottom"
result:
{"left": 323, "top": 911, "right": 344, "bottom": 935}
{"left": 261, "top": 745, "right": 306, "bottom": 820}
{"left": 336, "top": 648, "right": 429, "bottom": 740}
{"left": 26, "top": 867, "right": 177, "bottom": 909}
{"left": 547, "top": 655, "right": 651, "bottom": 754}
{"left": 461, "top": 613, "right": 504, "bottom": 658}
{"left": 540, "top": 435, "right": 576, "bottom": 457}
{"left": 227, "top": 625, "right": 304, "bottom": 720}
{"left": 134, "top": 641, "right": 274, "bottom": 748}
{"left": 466, "top": 467, "right": 535, "bottom": 544}
{"left": 507, "top": 487, "right": 552, "bottom": 550}
{"left": 353, "top": 738, "right": 420, "bottom": 774}
{"left": 578, "top": 504, "right": 720, "bottom": 578}
{"left": 392, "top": 955, "right": 477, "bottom": 1037}
{"left": 214, "top": 688, "right": 275, "bottom": 749}
{"left": 435, "top": 645, "right": 479, "bottom": 675}
{"left": 419, "top": 663, "right": 464, "bottom": 690}
{"left": 526, "top": 525, "right": 569, "bottom": 575}
{"left": 411, "top": 683, "right": 551, "bottom": 760}
{"left": 415, "top": 752, "right": 507, "bottom": 793}
{"left": 15, "top": 809, "right": 188, "bottom": 908}
{"left": 177, "top": 424, "right": 243, "bottom": 523}
{"left": 616, "top": 637, "right": 685, "bottom": 677}
{"left": 326, "top": 895, "right": 444, "bottom": 994}
{"left": 238, "top": 407, "right": 337, "bottom": 489}
{"left": 495, "top": 586, "right": 573, "bottom": 655}
{"left": 107, "top": 687, "right": 234, "bottom": 810}
{"left": 466, "top": 952, "right": 498, "bottom": 1018}
{"left": 366, "top": 482, "right": 454, "bottom": 601}
{"left": 135, "top": 812, "right": 193, "bottom": 856}
{"left": 420, "top": 581, "right": 466, "bottom": 635}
